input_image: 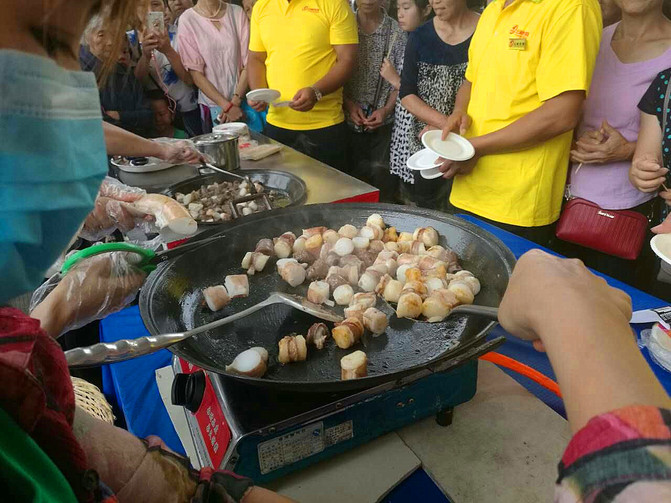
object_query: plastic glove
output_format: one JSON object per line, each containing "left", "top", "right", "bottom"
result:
{"left": 80, "top": 177, "right": 153, "bottom": 242}
{"left": 98, "top": 176, "right": 146, "bottom": 201}
{"left": 153, "top": 138, "right": 209, "bottom": 165}
{"left": 30, "top": 251, "right": 146, "bottom": 338}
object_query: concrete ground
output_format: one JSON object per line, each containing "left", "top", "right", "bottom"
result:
{"left": 268, "top": 361, "right": 571, "bottom": 502}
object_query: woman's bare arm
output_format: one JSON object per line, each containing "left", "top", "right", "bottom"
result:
{"left": 499, "top": 250, "right": 671, "bottom": 434}
{"left": 190, "top": 70, "right": 230, "bottom": 109}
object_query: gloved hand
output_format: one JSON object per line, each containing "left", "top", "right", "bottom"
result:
{"left": 80, "top": 177, "right": 153, "bottom": 241}
{"left": 153, "top": 138, "right": 209, "bottom": 165}
{"left": 30, "top": 251, "right": 146, "bottom": 338}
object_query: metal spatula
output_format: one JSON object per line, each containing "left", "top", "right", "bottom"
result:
{"left": 199, "top": 163, "right": 257, "bottom": 193}
{"left": 65, "top": 292, "right": 343, "bottom": 369}
{"left": 449, "top": 305, "right": 499, "bottom": 319}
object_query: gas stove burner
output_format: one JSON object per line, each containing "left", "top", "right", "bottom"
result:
{"left": 170, "top": 336, "right": 502, "bottom": 483}
{"left": 172, "top": 371, "right": 207, "bottom": 413}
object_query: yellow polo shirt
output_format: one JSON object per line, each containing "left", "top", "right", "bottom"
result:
{"left": 249, "top": 0, "right": 358, "bottom": 130}
{"left": 450, "top": 0, "right": 602, "bottom": 227}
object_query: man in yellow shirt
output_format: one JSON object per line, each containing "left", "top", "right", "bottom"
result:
{"left": 439, "top": 0, "right": 602, "bottom": 246}
{"left": 247, "top": 0, "right": 358, "bottom": 171}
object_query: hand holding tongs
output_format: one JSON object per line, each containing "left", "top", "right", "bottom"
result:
{"left": 61, "top": 236, "right": 225, "bottom": 275}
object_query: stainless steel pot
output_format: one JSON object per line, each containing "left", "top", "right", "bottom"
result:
{"left": 192, "top": 132, "right": 240, "bottom": 171}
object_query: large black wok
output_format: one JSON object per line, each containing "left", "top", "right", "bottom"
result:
{"left": 140, "top": 203, "right": 516, "bottom": 392}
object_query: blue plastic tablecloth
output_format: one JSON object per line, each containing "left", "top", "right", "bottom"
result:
{"left": 99, "top": 306, "right": 183, "bottom": 453}
{"left": 99, "top": 215, "right": 671, "bottom": 457}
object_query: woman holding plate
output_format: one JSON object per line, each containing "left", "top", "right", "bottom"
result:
{"left": 393, "top": 0, "right": 479, "bottom": 210}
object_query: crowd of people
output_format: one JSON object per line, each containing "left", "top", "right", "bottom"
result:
{"left": 1, "top": 0, "right": 671, "bottom": 501}
{"left": 78, "top": 0, "right": 671, "bottom": 297}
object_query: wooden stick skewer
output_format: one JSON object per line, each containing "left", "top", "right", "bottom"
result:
{"left": 386, "top": 31, "right": 399, "bottom": 59}
{"left": 370, "top": 30, "right": 400, "bottom": 121}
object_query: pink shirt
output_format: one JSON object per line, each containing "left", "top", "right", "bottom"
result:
{"left": 570, "top": 23, "right": 671, "bottom": 210}
{"left": 177, "top": 5, "right": 249, "bottom": 108}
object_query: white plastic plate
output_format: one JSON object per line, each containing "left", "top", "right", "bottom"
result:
{"left": 406, "top": 148, "right": 442, "bottom": 171}
{"left": 419, "top": 168, "right": 444, "bottom": 180}
{"left": 651, "top": 234, "right": 671, "bottom": 267}
{"left": 422, "top": 131, "right": 475, "bottom": 161}
{"left": 246, "top": 88, "right": 281, "bottom": 103}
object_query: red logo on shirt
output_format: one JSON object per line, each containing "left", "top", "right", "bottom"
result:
{"left": 509, "top": 25, "right": 529, "bottom": 38}
{"left": 302, "top": 6, "right": 320, "bottom": 13}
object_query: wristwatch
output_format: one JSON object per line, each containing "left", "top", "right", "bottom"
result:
{"left": 310, "top": 86, "right": 323, "bottom": 102}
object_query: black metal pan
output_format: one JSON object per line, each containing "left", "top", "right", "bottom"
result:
{"left": 163, "top": 169, "right": 307, "bottom": 225}
{"left": 139, "top": 203, "right": 516, "bottom": 392}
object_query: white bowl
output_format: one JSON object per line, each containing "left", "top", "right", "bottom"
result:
{"left": 422, "top": 130, "right": 475, "bottom": 161}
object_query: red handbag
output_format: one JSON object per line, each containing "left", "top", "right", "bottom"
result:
{"left": 555, "top": 198, "right": 649, "bottom": 260}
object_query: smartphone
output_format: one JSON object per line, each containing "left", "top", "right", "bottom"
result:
{"left": 147, "top": 11, "right": 165, "bottom": 34}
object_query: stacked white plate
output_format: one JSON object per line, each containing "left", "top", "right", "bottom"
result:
{"left": 213, "top": 122, "right": 248, "bottom": 136}
{"left": 406, "top": 131, "right": 475, "bottom": 179}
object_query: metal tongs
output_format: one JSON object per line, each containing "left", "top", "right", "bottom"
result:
{"left": 65, "top": 292, "right": 343, "bottom": 368}
{"left": 63, "top": 301, "right": 499, "bottom": 368}
{"left": 449, "top": 305, "right": 499, "bottom": 320}
{"left": 199, "top": 162, "right": 272, "bottom": 218}
{"left": 199, "top": 162, "right": 256, "bottom": 190}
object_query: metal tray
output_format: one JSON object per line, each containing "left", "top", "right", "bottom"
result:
{"left": 163, "top": 169, "right": 307, "bottom": 225}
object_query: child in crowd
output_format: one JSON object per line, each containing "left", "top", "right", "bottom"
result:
{"left": 383, "top": 0, "right": 432, "bottom": 201}
{"left": 149, "top": 91, "right": 189, "bottom": 139}
{"left": 128, "top": 0, "right": 202, "bottom": 137}
{"left": 380, "top": 0, "right": 432, "bottom": 90}
{"left": 389, "top": 0, "right": 479, "bottom": 210}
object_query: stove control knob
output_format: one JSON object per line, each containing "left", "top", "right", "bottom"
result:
{"left": 171, "top": 371, "right": 206, "bottom": 413}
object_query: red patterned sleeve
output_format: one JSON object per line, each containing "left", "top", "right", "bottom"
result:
{"left": 556, "top": 406, "right": 671, "bottom": 501}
